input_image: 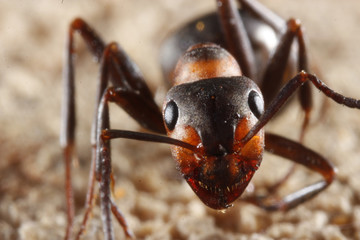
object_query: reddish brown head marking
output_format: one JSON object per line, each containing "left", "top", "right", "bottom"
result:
{"left": 172, "top": 43, "right": 242, "bottom": 85}
{"left": 163, "top": 44, "right": 265, "bottom": 209}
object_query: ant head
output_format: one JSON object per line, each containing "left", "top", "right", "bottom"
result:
{"left": 163, "top": 45, "right": 265, "bottom": 209}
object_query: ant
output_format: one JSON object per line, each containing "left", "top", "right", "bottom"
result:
{"left": 60, "top": 0, "right": 360, "bottom": 239}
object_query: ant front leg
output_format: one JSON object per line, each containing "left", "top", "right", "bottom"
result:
{"left": 91, "top": 42, "right": 166, "bottom": 240}
{"left": 242, "top": 71, "right": 360, "bottom": 145}
{"left": 240, "top": 70, "right": 360, "bottom": 210}
{"left": 241, "top": 71, "right": 360, "bottom": 208}
{"left": 96, "top": 83, "right": 166, "bottom": 240}
{"left": 245, "top": 133, "right": 336, "bottom": 211}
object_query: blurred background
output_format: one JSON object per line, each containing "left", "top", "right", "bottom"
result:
{"left": 0, "top": 0, "right": 360, "bottom": 239}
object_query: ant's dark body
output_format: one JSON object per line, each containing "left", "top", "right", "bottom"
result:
{"left": 61, "top": 0, "right": 360, "bottom": 239}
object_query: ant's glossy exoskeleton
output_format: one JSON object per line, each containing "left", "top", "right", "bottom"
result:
{"left": 61, "top": 0, "right": 360, "bottom": 239}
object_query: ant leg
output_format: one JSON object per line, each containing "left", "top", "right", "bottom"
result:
{"left": 96, "top": 98, "right": 113, "bottom": 240}
{"left": 249, "top": 18, "right": 309, "bottom": 192}
{"left": 101, "top": 42, "right": 165, "bottom": 134}
{"left": 236, "top": 0, "right": 311, "bottom": 191}
{"left": 61, "top": 19, "right": 104, "bottom": 240}
{"left": 240, "top": 71, "right": 359, "bottom": 204}
{"left": 61, "top": 18, "right": 108, "bottom": 240}
{"left": 74, "top": 147, "right": 97, "bottom": 240}
{"left": 95, "top": 98, "right": 135, "bottom": 240}
{"left": 238, "top": 0, "right": 313, "bottom": 140}
{"left": 61, "top": 144, "right": 75, "bottom": 240}
{"left": 241, "top": 71, "right": 360, "bottom": 146}
{"left": 216, "top": 0, "right": 256, "bottom": 79}
{"left": 96, "top": 90, "right": 200, "bottom": 239}
{"left": 296, "top": 28, "right": 312, "bottom": 143}
{"left": 75, "top": 48, "right": 110, "bottom": 240}
{"left": 92, "top": 39, "right": 171, "bottom": 239}
{"left": 259, "top": 19, "right": 305, "bottom": 107}
{"left": 110, "top": 200, "right": 134, "bottom": 239}
{"left": 238, "top": 0, "right": 284, "bottom": 32}
{"left": 62, "top": 18, "right": 164, "bottom": 240}
{"left": 244, "top": 133, "right": 335, "bottom": 211}
{"left": 95, "top": 84, "right": 173, "bottom": 240}
{"left": 93, "top": 41, "right": 166, "bottom": 180}
{"left": 241, "top": 72, "right": 358, "bottom": 197}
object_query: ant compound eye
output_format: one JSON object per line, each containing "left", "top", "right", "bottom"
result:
{"left": 248, "top": 90, "right": 264, "bottom": 119}
{"left": 164, "top": 100, "right": 178, "bottom": 131}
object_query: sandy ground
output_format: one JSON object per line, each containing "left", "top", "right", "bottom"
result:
{"left": 1, "top": 0, "right": 360, "bottom": 239}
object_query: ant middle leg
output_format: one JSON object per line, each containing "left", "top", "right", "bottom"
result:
{"left": 238, "top": 0, "right": 318, "bottom": 193}
{"left": 219, "top": 0, "right": 313, "bottom": 193}
{"left": 89, "top": 42, "right": 166, "bottom": 240}
{"left": 239, "top": 0, "right": 313, "bottom": 140}
{"left": 218, "top": 0, "right": 313, "bottom": 140}
{"left": 61, "top": 18, "right": 106, "bottom": 240}
{"left": 61, "top": 18, "right": 164, "bottom": 240}
{"left": 257, "top": 17, "right": 310, "bottom": 191}
{"left": 216, "top": 0, "right": 257, "bottom": 79}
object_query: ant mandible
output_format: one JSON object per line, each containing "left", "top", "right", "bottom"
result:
{"left": 60, "top": 0, "right": 360, "bottom": 239}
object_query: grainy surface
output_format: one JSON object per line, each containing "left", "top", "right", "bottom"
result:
{"left": 1, "top": 1, "right": 360, "bottom": 239}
